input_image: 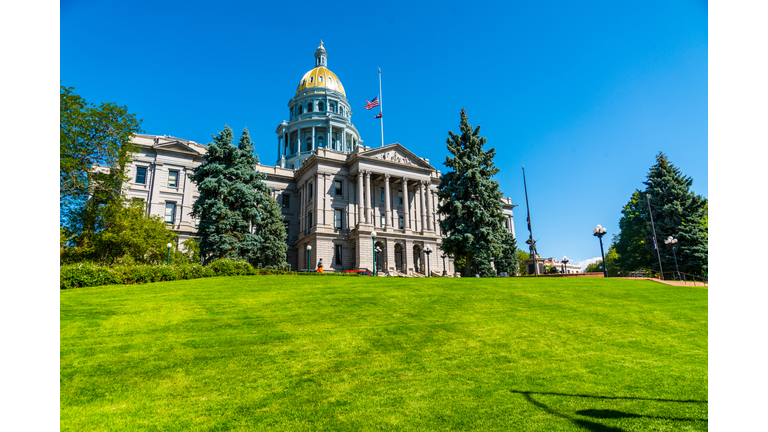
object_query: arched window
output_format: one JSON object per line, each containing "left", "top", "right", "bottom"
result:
{"left": 299, "top": 105, "right": 303, "bottom": 114}
{"left": 308, "top": 102, "right": 313, "bottom": 112}
{"left": 318, "top": 75, "right": 323, "bottom": 83}
{"left": 306, "top": 137, "right": 312, "bottom": 151}
{"left": 319, "top": 101, "right": 324, "bottom": 111}
{"left": 309, "top": 76, "right": 314, "bottom": 84}
{"left": 318, "top": 135, "right": 324, "bottom": 147}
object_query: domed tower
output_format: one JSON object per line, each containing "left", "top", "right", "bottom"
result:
{"left": 275, "top": 41, "right": 362, "bottom": 169}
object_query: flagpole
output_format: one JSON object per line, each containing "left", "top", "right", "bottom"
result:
{"left": 378, "top": 67, "right": 384, "bottom": 147}
{"left": 522, "top": 165, "right": 539, "bottom": 276}
{"left": 645, "top": 193, "right": 664, "bottom": 280}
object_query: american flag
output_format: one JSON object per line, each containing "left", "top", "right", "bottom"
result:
{"left": 365, "top": 96, "right": 379, "bottom": 110}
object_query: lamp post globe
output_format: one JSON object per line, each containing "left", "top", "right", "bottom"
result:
{"left": 166, "top": 243, "right": 173, "bottom": 265}
{"left": 371, "top": 231, "right": 377, "bottom": 276}
{"left": 592, "top": 225, "right": 608, "bottom": 278}
{"left": 664, "top": 236, "right": 681, "bottom": 280}
{"left": 307, "top": 245, "right": 312, "bottom": 272}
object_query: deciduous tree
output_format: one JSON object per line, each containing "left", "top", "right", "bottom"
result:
{"left": 60, "top": 86, "right": 142, "bottom": 217}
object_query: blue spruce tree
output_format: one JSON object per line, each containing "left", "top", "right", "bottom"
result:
{"left": 437, "top": 109, "right": 507, "bottom": 277}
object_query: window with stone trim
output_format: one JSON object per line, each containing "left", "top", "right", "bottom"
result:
{"left": 136, "top": 166, "right": 147, "bottom": 184}
{"left": 168, "top": 170, "right": 179, "bottom": 187}
{"left": 164, "top": 202, "right": 176, "bottom": 224}
{"left": 380, "top": 214, "right": 386, "bottom": 228}
{"left": 399, "top": 216, "right": 404, "bottom": 229}
{"left": 282, "top": 193, "right": 290, "bottom": 208}
{"left": 335, "top": 180, "right": 342, "bottom": 196}
{"left": 334, "top": 209, "right": 342, "bottom": 229}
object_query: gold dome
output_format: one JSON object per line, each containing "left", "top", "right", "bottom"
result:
{"left": 296, "top": 66, "right": 346, "bottom": 96}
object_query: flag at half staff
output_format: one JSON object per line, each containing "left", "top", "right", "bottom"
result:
{"left": 365, "top": 96, "right": 379, "bottom": 110}
{"left": 374, "top": 112, "right": 382, "bottom": 118}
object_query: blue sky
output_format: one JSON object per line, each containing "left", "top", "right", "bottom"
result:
{"left": 60, "top": 0, "right": 707, "bottom": 266}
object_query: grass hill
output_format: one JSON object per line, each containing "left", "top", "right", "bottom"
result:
{"left": 61, "top": 276, "right": 708, "bottom": 431}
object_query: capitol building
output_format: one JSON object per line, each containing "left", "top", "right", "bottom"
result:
{"left": 124, "top": 42, "right": 517, "bottom": 275}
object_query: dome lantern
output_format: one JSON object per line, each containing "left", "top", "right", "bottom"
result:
{"left": 314, "top": 40, "right": 327, "bottom": 67}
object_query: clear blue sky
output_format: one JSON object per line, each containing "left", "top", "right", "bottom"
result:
{"left": 60, "top": 0, "right": 708, "bottom": 266}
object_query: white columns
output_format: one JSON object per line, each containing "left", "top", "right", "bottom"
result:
{"left": 384, "top": 173, "right": 391, "bottom": 229}
{"left": 402, "top": 177, "right": 410, "bottom": 231}
{"left": 312, "top": 126, "right": 316, "bottom": 151}
{"left": 364, "top": 171, "right": 372, "bottom": 225}
{"left": 357, "top": 172, "right": 364, "bottom": 225}
{"left": 316, "top": 172, "right": 323, "bottom": 226}
{"left": 419, "top": 181, "right": 426, "bottom": 234}
{"left": 426, "top": 182, "right": 434, "bottom": 231}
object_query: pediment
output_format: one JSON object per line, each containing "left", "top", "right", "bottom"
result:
{"left": 154, "top": 140, "right": 202, "bottom": 155}
{"left": 360, "top": 143, "right": 434, "bottom": 169}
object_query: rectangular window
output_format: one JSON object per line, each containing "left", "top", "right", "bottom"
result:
{"left": 334, "top": 209, "right": 342, "bottom": 229}
{"left": 399, "top": 216, "right": 404, "bottom": 229}
{"left": 398, "top": 190, "right": 403, "bottom": 204}
{"left": 164, "top": 202, "right": 176, "bottom": 224}
{"left": 136, "top": 166, "right": 147, "bottom": 184}
{"left": 309, "top": 183, "right": 313, "bottom": 199}
{"left": 335, "top": 180, "right": 342, "bottom": 196}
{"left": 308, "top": 212, "right": 312, "bottom": 228}
{"left": 282, "top": 193, "right": 291, "bottom": 208}
{"left": 335, "top": 244, "right": 343, "bottom": 265}
{"left": 168, "top": 170, "right": 179, "bottom": 187}
{"left": 381, "top": 188, "right": 385, "bottom": 202}
{"left": 381, "top": 214, "right": 386, "bottom": 228}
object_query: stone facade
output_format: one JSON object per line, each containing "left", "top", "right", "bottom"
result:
{"left": 121, "top": 42, "right": 518, "bottom": 275}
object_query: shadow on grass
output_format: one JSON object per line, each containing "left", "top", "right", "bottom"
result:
{"left": 511, "top": 390, "right": 708, "bottom": 432}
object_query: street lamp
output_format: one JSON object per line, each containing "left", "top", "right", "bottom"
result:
{"left": 375, "top": 246, "right": 382, "bottom": 275}
{"left": 562, "top": 256, "right": 569, "bottom": 274}
{"left": 166, "top": 243, "right": 173, "bottom": 265}
{"left": 306, "top": 245, "right": 312, "bottom": 272}
{"left": 665, "top": 236, "right": 680, "bottom": 280}
{"left": 371, "top": 231, "right": 377, "bottom": 276}
{"left": 423, "top": 245, "right": 433, "bottom": 277}
{"left": 592, "top": 225, "right": 608, "bottom": 278}
{"left": 441, "top": 252, "right": 447, "bottom": 276}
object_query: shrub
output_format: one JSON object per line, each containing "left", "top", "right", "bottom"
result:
{"left": 60, "top": 259, "right": 366, "bottom": 289}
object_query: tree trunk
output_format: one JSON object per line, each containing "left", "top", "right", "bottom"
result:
{"left": 463, "top": 252, "right": 473, "bottom": 278}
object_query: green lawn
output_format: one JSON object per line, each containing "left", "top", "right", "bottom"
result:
{"left": 61, "top": 276, "right": 708, "bottom": 431}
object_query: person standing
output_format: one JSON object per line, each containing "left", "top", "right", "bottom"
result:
{"left": 317, "top": 258, "right": 324, "bottom": 274}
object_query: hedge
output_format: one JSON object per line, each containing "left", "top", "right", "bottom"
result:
{"left": 60, "top": 259, "right": 359, "bottom": 289}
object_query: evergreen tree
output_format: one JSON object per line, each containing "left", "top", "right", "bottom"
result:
{"left": 191, "top": 126, "right": 271, "bottom": 264}
{"left": 437, "top": 109, "right": 507, "bottom": 277}
{"left": 246, "top": 195, "right": 289, "bottom": 270}
{"left": 494, "top": 231, "right": 519, "bottom": 276}
{"left": 613, "top": 190, "right": 654, "bottom": 273}
{"left": 643, "top": 152, "right": 708, "bottom": 276}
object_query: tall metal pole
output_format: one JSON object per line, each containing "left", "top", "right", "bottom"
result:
{"left": 598, "top": 236, "right": 607, "bottom": 278}
{"left": 378, "top": 68, "right": 384, "bottom": 148}
{"left": 522, "top": 166, "right": 539, "bottom": 276}
{"left": 671, "top": 244, "right": 680, "bottom": 280}
{"left": 645, "top": 194, "right": 664, "bottom": 280}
